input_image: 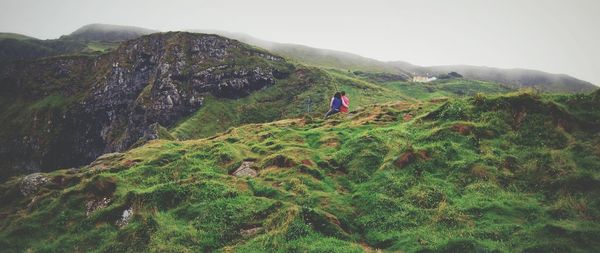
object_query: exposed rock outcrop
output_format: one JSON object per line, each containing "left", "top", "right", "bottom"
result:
{"left": 0, "top": 32, "right": 293, "bottom": 180}
{"left": 232, "top": 161, "right": 257, "bottom": 177}
{"left": 20, "top": 173, "right": 48, "bottom": 196}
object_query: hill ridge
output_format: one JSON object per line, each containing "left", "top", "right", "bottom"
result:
{"left": 1, "top": 91, "right": 598, "bottom": 252}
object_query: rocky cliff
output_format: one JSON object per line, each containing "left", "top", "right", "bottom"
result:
{"left": 0, "top": 32, "right": 293, "bottom": 180}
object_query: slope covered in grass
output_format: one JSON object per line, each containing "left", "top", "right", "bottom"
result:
{"left": 170, "top": 68, "right": 508, "bottom": 140}
{"left": 1, "top": 90, "right": 598, "bottom": 252}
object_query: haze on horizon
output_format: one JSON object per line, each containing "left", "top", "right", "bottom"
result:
{"left": 1, "top": 0, "right": 599, "bottom": 85}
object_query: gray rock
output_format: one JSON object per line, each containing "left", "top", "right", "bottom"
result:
{"left": 85, "top": 197, "right": 111, "bottom": 216}
{"left": 0, "top": 32, "right": 292, "bottom": 179}
{"left": 232, "top": 161, "right": 257, "bottom": 177}
{"left": 116, "top": 207, "right": 133, "bottom": 228}
{"left": 20, "top": 173, "right": 48, "bottom": 196}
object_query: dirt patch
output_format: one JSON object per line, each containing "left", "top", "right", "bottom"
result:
{"left": 301, "top": 159, "right": 313, "bottom": 166}
{"left": 122, "top": 159, "right": 141, "bottom": 168}
{"left": 394, "top": 151, "right": 415, "bottom": 168}
{"left": 360, "top": 242, "right": 383, "bottom": 253}
{"left": 324, "top": 138, "right": 339, "bottom": 147}
{"left": 452, "top": 124, "right": 473, "bottom": 135}
{"left": 395, "top": 149, "right": 429, "bottom": 168}
{"left": 416, "top": 150, "right": 430, "bottom": 160}
{"left": 85, "top": 176, "right": 117, "bottom": 197}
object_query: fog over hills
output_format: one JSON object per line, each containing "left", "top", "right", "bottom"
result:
{"left": 60, "top": 23, "right": 159, "bottom": 42}
{"left": 0, "top": 18, "right": 599, "bottom": 253}
{"left": 192, "top": 29, "right": 598, "bottom": 92}
{"left": 2, "top": 23, "right": 596, "bottom": 92}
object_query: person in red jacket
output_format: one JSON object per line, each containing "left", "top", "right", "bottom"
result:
{"left": 340, "top": 91, "right": 350, "bottom": 113}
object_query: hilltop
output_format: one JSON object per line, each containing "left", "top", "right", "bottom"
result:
{"left": 0, "top": 30, "right": 513, "bottom": 181}
{"left": 391, "top": 62, "right": 597, "bottom": 93}
{"left": 0, "top": 23, "right": 599, "bottom": 253}
{"left": 190, "top": 29, "right": 597, "bottom": 93}
{"left": 0, "top": 32, "right": 294, "bottom": 179}
{"left": 0, "top": 33, "right": 38, "bottom": 41}
{"left": 1, "top": 91, "right": 599, "bottom": 252}
{"left": 1, "top": 24, "right": 594, "bottom": 93}
{"left": 60, "top": 24, "right": 159, "bottom": 42}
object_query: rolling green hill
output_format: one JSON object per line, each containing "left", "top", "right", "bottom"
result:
{"left": 169, "top": 68, "right": 511, "bottom": 141}
{"left": 0, "top": 33, "right": 38, "bottom": 40}
{"left": 0, "top": 33, "right": 118, "bottom": 77}
{"left": 189, "top": 30, "right": 408, "bottom": 77}
{"left": 3, "top": 24, "right": 595, "bottom": 93}
{"left": 1, "top": 24, "right": 598, "bottom": 253}
{"left": 391, "top": 62, "right": 598, "bottom": 93}
{"left": 1, "top": 90, "right": 598, "bottom": 252}
{"left": 191, "top": 29, "right": 597, "bottom": 93}
{"left": 60, "top": 23, "right": 159, "bottom": 42}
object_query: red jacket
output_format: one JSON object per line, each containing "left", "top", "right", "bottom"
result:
{"left": 340, "top": 96, "right": 349, "bottom": 113}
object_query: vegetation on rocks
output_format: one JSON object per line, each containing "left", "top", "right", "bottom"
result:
{"left": 1, "top": 25, "right": 598, "bottom": 252}
{"left": 1, "top": 90, "right": 598, "bottom": 252}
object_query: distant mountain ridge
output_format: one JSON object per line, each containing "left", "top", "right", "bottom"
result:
{"left": 202, "top": 30, "right": 596, "bottom": 92}
{"left": 189, "top": 29, "right": 410, "bottom": 78}
{"left": 390, "top": 61, "right": 597, "bottom": 93}
{"left": 59, "top": 23, "right": 158, "bottom": 42}
{"left": 2, "top": 24, "right": 597, "bottom": 92}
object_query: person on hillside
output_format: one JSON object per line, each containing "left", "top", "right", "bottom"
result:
{"left": 324, "top": 92, "right": 342, "bottom": 119}
{"left": 340, "top": 91, "right": 349, "bottom": 113}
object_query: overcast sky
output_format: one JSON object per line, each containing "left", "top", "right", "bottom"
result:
{"left": 1, "top": 0, "right": 599, "bottom": 85}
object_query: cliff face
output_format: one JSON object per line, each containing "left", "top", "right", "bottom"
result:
{"left": 0, "top": 32, "right": 293, "bottom": 180}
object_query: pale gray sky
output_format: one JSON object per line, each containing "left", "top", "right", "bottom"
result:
{"left": 1, "top": 0, "right": 599, "bottom": 85}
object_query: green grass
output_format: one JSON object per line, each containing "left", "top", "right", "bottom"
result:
{"left": 170, "top": 67, "right": 417, "bottom": 140}
{"left": 170, "top": 69, "right": 512, "bottom": 141}
{"left": 385, "top": 78, "right": 512, "bottom": 100}
{"left": 82, "top": 41, "right": 119, "bottom": 53}
{"left": 1, "top": 90, "right": 599, "bottom": 252}
{"left": 0, "top": 32, "right": 38, "bottom": 40}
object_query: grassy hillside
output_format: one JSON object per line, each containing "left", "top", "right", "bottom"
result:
{"left": 1, "top": 90, "right": 598, "bottom": 252}
{"left": 60, "top": 23, "right": 159, "bottom": 42}
{"left": 0, "top": 31, "right": 298, "bottom": 181}
{"left": 391, "top": 62, "right": 598, "bottom": 93}
{"left": 0, "top": 33, "right": 38, "bottom": 40}
{"left": 170, "top": 67, "right": 509, "bottom": 140}
{"left": 191, "top": 29, "right": 596, "bottom": 93}
{"left": 0, "top": 37, "right": 117, "bottom": 77}
{"left": 189, "top": 30, "right": 407, "bottom": 76}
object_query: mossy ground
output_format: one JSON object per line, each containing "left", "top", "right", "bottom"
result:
{"left": 170, "top": 67, "right": 505, "bottom": 140}
{"left": 1, "top": 90, "right": 599, "bottom": 252}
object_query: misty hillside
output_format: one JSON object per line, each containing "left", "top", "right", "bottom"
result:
{"left": 60, "top": 23, "right": 158, "bottom": 42}
{"left": 0, "top": 30, "right": 511, "bottom": 181}
{"left": 0, "top": 35, "right": 91, "bottom": 76}
{"left": 192, "top": 30, "right": 597, "bottom": 93}
{"left": 190, "top": 30, "right": 409, "bottom": 78}
{"left": 1, "top": 24, "right": 596, "bottom": 93}
{"left": 0, "top": 33, "right": 37, "bottom": 40}
{"left": 0, "top": 22, "right": 599, "bottom": 253}
{"left": 391, "top": 61, "right": 598, "bottom": 93}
